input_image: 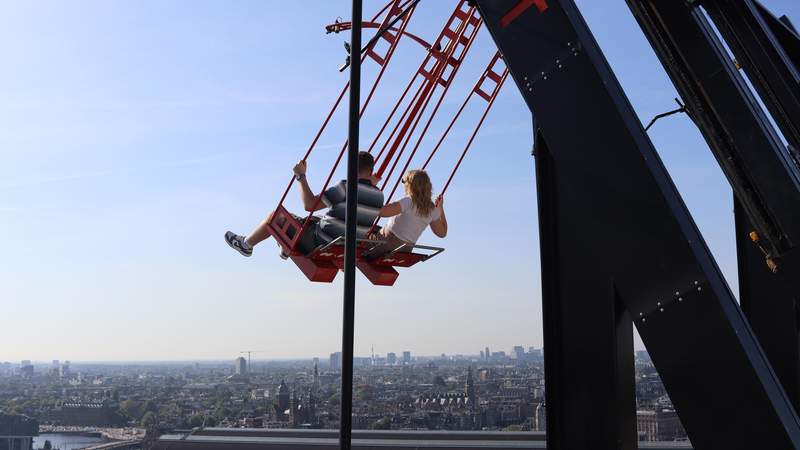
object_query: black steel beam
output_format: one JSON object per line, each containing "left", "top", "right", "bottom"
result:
{"left": 535, "top": 131, "right": 637, "bottom": 449}
{"left": 735, "top": 198, "right": 800, "bottom": 411}
{"left": 755, "top": 1, "right": 800, "bottom": 70}
{"left": 474, "top": 0, "right": 800, "bottom": 448}
{"left": 626, "top": 0, "right": 800, "bottom": 414}
{"left": 625, "top": 0, "right": 800, "bottom": 262}
{"left": 703, "top": 0, "right": 800, "bottom": 154}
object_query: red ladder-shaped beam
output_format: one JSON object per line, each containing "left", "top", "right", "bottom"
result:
{"left": 377, "top": 13, "right": 484, "bottom": 192}
{"left": 370, "top": 0, "right": 481, "bottom": 179}
{"left": 421, "top": 51, "right": 509, "bottom": 195}
{"left": 367, "top": 52, "right": 509, "bottom": 238}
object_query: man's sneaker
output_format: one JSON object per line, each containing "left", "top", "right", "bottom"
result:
{"left": 225, "top": 231, "right": 252, "bottom": 257}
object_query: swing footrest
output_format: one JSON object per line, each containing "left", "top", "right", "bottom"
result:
{"left": 356, "top": 260, "right": 400, "bottom": 286}
{"left": 290, "top": 255, "right": 339, "bottom": 283}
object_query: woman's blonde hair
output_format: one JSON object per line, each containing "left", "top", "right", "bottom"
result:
{"left": 402, "top": 170, "right": 435, "bottom": 217}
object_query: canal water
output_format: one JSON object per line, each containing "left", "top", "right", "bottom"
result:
{"left": 33, "top": 433, "right": 104, "bottom": 450}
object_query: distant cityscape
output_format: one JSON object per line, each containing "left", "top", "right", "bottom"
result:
{"left": 0, "top": 346, "right": 687, "bottom": 449}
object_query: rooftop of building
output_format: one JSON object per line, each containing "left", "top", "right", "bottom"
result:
{"left": 0, "top": 414, "right": 39, "bottom": 437}
{"left": 152, "top": 428, "right": 694, "bottom": 450}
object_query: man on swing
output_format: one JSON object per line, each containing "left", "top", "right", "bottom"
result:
{"left": 225, "top": 151, "right": 384, "bottom": 258}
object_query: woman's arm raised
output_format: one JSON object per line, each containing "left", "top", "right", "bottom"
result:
{"left": 430, "top": 195, "right": 448, "bottom": 238}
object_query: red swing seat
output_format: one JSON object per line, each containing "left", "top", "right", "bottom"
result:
{"left": 266, "top": 206, "right": 444, "bottom": 286}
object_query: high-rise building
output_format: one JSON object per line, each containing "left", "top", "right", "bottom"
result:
{"left": 402, "top": 351, "right": 411, "bottom": 364}
{"left": 479, "top": 350, "right": 485, "bottom": 360}
{"left": 59, "top": 361, "right": 71, "bottom": 378}
{"left": 387, "top": 352, "right": 397, "bottom": 365}
{"left": 512, "top": 346, "right": 525, "bottom": 360}
{"left": 484, "top": 347, "right": 490, "bottom": 361}
{"left": 234, "top": 357, "right": 247, "bottom": 375}
{"left": 329, "top": 352, "right": 342, "bottom": 371}
{"left": 19, "top": 361, "right": 33, "bottom": 379}
{"left": 312, "top": 363, "right": 320, "bottom": 395}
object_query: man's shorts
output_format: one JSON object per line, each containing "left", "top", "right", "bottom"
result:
{"left": 290, "top": 213, "right": 325, "bottom": 255}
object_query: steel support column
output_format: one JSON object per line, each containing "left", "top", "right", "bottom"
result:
{"left": 626, "top": 0, "right": 800, "bottom": 414}
{"left": 473, "top": 0, "right": 800, "bottom": 448}
{"left": 536, "top": 132, "right": 637, "bottom": 449}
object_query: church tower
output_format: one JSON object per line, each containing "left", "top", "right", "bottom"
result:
{"left": 465, "top": 366, "right": 476, "bottom": 409}
{"left": 313, "top": 362, "right": 320, "bottom": 396}
{"left": 276, "top": 379, "right": 290, "bottom": 420}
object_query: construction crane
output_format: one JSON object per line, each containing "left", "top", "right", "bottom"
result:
{"left": 240, "top": 350, "right": 268, "bottom": 372}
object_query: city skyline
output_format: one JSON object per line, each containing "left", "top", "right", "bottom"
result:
{"left": 2, "top": 0, "right": 797, "bottom": 361}
{"left": 3, "top": 344, "right": 547, "bottom": 365}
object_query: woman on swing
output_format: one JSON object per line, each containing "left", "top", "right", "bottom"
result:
{"left": 365, "top": 169, "right": 448, "bottom": 260}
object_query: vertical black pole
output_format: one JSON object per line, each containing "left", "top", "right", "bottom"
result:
{"left": 340, "top": 1, "right": 361, "bottom": 450}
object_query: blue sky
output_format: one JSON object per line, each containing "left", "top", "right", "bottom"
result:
{"left": 1, "top": 0, "right": 797, "bottom": 362}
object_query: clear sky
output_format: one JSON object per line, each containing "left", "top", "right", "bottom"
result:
{"left": 1, "top": 0, "right": 798, "bottom": 362}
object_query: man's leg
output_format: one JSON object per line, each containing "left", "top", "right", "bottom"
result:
{"left": 225, "top": 211, "right": 278, "bottom": 257}
{"left": 245, "top": 211, "right": 277, "bottom": 247}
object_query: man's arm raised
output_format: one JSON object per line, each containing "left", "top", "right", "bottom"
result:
{"left": 293, "top": 161, "right": 326, "bottom": 212}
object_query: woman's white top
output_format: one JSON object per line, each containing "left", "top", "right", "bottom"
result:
{"left": 384, "top": 196, "right": 441, "bottom": 244}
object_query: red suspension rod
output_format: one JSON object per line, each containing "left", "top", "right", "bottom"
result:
{"left": 374, "top": 1, "right": 480, "bottom": 179}
{"left": 382, "top": 19, "right": 484, "bottom": 198}
{"left": 304, "top": 0, "right": 419, "bottom": 213}
{"left": 441, "top": 69, "right": 508, "bottom": 195}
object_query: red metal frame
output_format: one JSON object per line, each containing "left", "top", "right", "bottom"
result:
{"left": 422, "top": 52, "right": 509, "bottom": 195}
{"left": 266, "top": 0, "right": 416, "bottom": 254}
{"left": 379, "top": 27, "right": 489, "bottom": 207}
{"left": 373, "top": 1, "right": 481, "bottom": 180}
{"left": 366, "top": 2, "right": 478, "bottom": 160}
{"left": 262, "top": 2, "right": 504, "bottom": 286}
{"left": 365, "top": 52, "right": 508, "bottom": 237}
{"left": 378, "top": 16, "right": 482, "bottom": 190}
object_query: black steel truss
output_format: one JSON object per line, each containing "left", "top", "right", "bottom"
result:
{"left": 627, "top": 0, "right": 800, "bottom": 423}
{"left": 473, "top": 0, "right": 800, "bottom": 448}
